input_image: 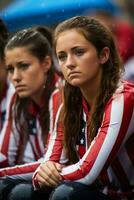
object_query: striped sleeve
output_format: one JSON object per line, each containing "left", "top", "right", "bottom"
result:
{"left": 32, "top": 105, "right": 64, "bottom": 190}
{"left": 60, "top": 89, "right": 134, "bottom": 185}
{"left": 43, "top": 88, "right": 64, "bottom": 162}
{"left": 0, "top": 93, "right": 17, "bottom": 167}
{"left": 32, "top": 90, "right": 64, "bottom": 189}
{"left": 0, "top": 162, "right": 40, "bottom": 178}
{"left": 0, "top": 89, "right": 63, "bottom": 177}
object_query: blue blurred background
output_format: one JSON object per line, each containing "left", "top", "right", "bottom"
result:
{"left": 0, "top": 0, "right": 121, "bottom": 32}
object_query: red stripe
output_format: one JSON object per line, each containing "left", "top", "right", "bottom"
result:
{"left": 78, "top": 146, "right": 86, "bottom": 158}
{"left": 49, "top": 121, "right": 64, "bottom": 161}
{"left": 47, "top": 90, "right": 63, "bottom": 161}
{"left": 52, "top": 90, "right": 62, "bottom": 129}
{"left": 1, "top": 94, "right": 16, "bottom": 167}
{"left": 0, "top": 162, "right": 39, "bottom": 177}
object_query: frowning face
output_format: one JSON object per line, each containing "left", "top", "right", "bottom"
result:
{"left": 56, "top": 29, "right": 103, "bottom": 90}
{"left": 5, "top": 47, "right": 51, "bottom": 104}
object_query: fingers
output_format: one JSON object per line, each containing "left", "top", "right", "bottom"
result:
{"left": 40, "top": 164, "right": 60, "bottom": 185}
{"left": 35, "top": 161, "right": 62, "bottom": 188}
{"left": 55, "top": 163, "right": 62, "bottom": 172}
{"left": 37, "top": 172, "right": 59, "bottom": 187}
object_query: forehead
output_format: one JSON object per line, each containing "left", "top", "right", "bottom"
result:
{"left": 5, "top": 47, "right": 33, "bottom": 59}
{"left": 5, "top": 46, "right": 31, "bottom": 55}
{"left": 56, "top": 29, "right": 89, "bottom": 52}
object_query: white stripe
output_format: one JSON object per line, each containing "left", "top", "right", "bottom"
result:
{"left": 36, "top": 119, "right": 44, "bottom": 154}
{"left": 49, "top": 95, "right": 53, "bottom": 133}
{"left": 0, "top": 86, "right": 15, "bottom": 152}
{"left": 49, "top": 88, "right": 60, "bottom": 133}
{"left": 8, "top": 131, "right": 19, "bottom": 165}
{"left": 59, "top": 148, "right": 69, "bottom": 164}
{"left": 83, "top": 112, "right": 88, "bottom": 150}
{"left": 43, "top": 104, "right": 63, "bottom": 161}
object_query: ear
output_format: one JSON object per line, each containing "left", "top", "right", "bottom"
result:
{"left": 99, "top": 47, "right": 110, "bottom": 64}
{"left": 42, "top": 56, "right": 52, "bottom": 73}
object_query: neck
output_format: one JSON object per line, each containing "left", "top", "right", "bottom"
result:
{"left": 80, "top": 71, "right": 102, "bottom": 108}
{"left": 31, "top": 87, "right": 45, "bottom": 107}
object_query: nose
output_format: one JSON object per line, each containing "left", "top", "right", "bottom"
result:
{"left": 12, "top": 68, "right": 21, "bottom": 83}
{"left": 65, "top": 54, "right": 76, "bottom": 70}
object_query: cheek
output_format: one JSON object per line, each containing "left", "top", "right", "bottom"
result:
{"left": 31, "top": 72, "right": 45, "bottom": 87}
{"left": 8, "top": 74, "right": 13, "bottom": 82}
{"left": 89, "top": 54, "right": 98, "bottom": 64}
{"left": 85, "top": 56, "right": 99, "bottom": 70}
{"left": 29, "top": 67, "right": 44, "bottom": 82}
{"left": 61, "top": 66, "right": 67, "bottom": 76}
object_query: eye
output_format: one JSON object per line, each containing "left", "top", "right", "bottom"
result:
{"left": 74, "top": 48, "right": 85, "bottom": 56}
{"left": 18, "top": 63, "right": 30, "bottom": 70}
{"left": 57, "top": 53, "right": 67, "bottom": 62}
{"left": 6, "top": 65, "right": 14, "bottom": 74}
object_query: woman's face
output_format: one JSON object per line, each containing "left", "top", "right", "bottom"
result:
{"left": 56, "top": 29, "right": 108, "bottom": 90}
{"left": 5, "top": 47, "right": 51, "bottom": 103}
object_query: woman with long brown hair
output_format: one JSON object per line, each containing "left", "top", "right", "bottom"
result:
{"left": 2, "top": 16, "right": 134, "bottom": 200}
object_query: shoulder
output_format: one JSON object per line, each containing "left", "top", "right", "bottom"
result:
{"left": 106, "top": 80, "right": 134, "bottom": 109}
{"left": 50, "top": 87, "right": 63, "bottom": 101}
{"left": 114, "top": 80, "right": 134, "bottom": 97}
{"left": 49, "top": 87, "right": 63, "bottom": 113}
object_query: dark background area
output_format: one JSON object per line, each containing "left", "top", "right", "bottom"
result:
{"left": 0, "top": 0, "right": 13, "bottom": 10}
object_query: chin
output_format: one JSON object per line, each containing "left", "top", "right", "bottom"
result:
{"left": 69, "top": 80, "right": 82, "bottom": 87}
{"left": 18, "top": 92, "right": 30, "bottom": 98}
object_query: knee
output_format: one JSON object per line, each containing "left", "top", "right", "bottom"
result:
{"left": 0, "top": 179, "right": 16, "bottom": 200}
{"left": 50, "top": 183, "right": 74, "bottom": 200}
{"left": 8, "top": 183, "right": 32, "bottom": 200}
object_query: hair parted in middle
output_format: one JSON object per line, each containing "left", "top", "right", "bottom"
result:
{"left": 54, "top": 16, "right": 123, "bottom": 164}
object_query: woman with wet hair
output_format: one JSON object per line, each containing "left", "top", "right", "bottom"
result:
{"left": 33, "top": 16, "right": 134, "bottom": 200}
{"left": 0, "top": 26, "right": 62, "bottom": 200}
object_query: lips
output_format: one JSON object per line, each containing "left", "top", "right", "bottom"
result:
{"left": 15, "top": 85, "right": 27, "bottom": 92}
{"left": 68, "top": 71, "right": 80, "bottom": 79}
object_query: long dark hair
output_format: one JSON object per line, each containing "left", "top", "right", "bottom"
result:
{"left": 5, "top": 26, "right": 56, "bottom": 164}
{"left": 0, "top": 18, "right": 9, "bottom": 61}
{"left": 54, "top": 16, "right": 123, "bottom": 164}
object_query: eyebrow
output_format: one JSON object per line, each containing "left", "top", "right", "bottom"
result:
{"left": 57, "top": 46, "right": 84, "bottom": 54}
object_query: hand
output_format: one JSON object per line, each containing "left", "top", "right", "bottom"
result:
{"left": 35, "top": 161, "right": 62, "bottom": 188}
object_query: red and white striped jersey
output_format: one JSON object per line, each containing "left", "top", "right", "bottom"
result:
{"left": 0, "top": 86, "right": 62, "bottom": 178}
{"left": 0, "top": 81, "right": 15, "bottom": 132}
{"left": 36, "top": 80, "right": 134, "bottom": 200}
